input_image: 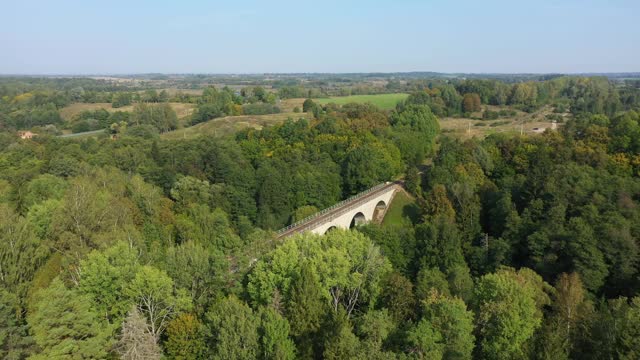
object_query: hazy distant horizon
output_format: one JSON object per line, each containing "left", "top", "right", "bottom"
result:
{"left": 2, "top": 0, "right": 638, "bottom": 74}
{"left": 1, "top": 71, "right": 639, "bottom": 77}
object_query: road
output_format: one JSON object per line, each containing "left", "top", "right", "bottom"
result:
{"left": 57, "top": 129, "right": 106, "bottom": 138}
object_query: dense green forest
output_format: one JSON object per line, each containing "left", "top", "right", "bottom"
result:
{"left": 1, "top": 75, "right": 640, "bottom": 359}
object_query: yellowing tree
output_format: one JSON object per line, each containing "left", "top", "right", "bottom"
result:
{"left": 462, "top": 93, "right": 481, "bottom": 112}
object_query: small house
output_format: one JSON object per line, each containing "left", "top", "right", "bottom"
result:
{"left": 18, "top": 131, "right": 37, "bottom": 139}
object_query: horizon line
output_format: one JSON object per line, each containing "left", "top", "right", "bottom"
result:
{"left": 1, "top": 71, "right": 640, "bottom": 77}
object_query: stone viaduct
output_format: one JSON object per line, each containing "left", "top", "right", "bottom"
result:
{"left": 276, "top": 181, "right": 403, "bottom": 239}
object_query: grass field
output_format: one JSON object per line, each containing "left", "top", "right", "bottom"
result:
{"left": 439, "top": 105, "right": 567, "bottom": 139}
{"left": 278, "top": 98, "right": 306, "bottom": 112}
{"left": 382, "top": 190, "right": 420, "bottom": 226}
{"left": 162, "top": 112, "right": 309, "bottom": 140}
{"left": 439, "top": 118, "right": 553, "bottom": 139}
{"left": 316, "top": 93, "right": 409, "bottom": 110}
{"left": 59, "top": 102, "right": 196, "bottom": 122}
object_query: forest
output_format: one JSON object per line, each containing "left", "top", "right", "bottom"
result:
{"left": 1, "top": 74, "right": 640, "bottom": 359}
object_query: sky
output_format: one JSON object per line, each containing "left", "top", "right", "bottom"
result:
{"left": 1, "top": 0, "right": 638, "bottom": 74}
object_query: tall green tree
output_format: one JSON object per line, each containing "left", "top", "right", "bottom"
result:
{"left": 380, "top": 271, "right": 416, "bottom": 323}
{"left": 581, "top": 297, "right": 640, "bottom": 360}
{"left": 343, "top": 140, "right": 403, "bottom": 194}
{"left": 323, "top": 309, "right": 362, "bottom": 360}
{"left": 258, "top": 307, "right": 296, "bottom": 360}
{"left": 256, "top": 159, "right": 293, "bottom": 229}
{"left": 356, "top": 309, "right": 395, "bottom": 355}
{"left": 390, "top": 104, "right": 440, "bottom": 165}
{"left": 0, "top": 204, "right": 49, "bottom": 301}
{"left": 248, "top": 230, "right": 391, "bottom": 317}
{"left": 0, "top": 289, "right": 31, "bottom": 360}
{"left": 286, "top": 263, "right": 325, "bottom": 358}
{"left": 406, "top": 317, "right": 444, "bottom": 359}
{"left": 205, "top": 296, "right": 260, "bottom": 360}
{"left": 536, "top": 272, "right": 588, "bottom": 360}
{"left": 566, "top": 217, "right": 608, "bottom": 292}
{"left": 415, "top": 217, "right": 466, "bottom": 274}
{"left": 421, "top": 291, "right": 475, "bottom": 360}
{"left": 474, "top": 267, "right": 548, "bottom": 360}
{"left": 359, "top": 223, "right": 416, "bottom": 276}
{"left": 28, "top": 278, "right": 112, "bottom": 359}
{"left": 78, "top": 242, "right": 140, "bottom": 323}
{"left": 163, "top": 241, "right": 229, "bottom": 315}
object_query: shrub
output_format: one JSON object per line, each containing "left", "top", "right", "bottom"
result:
{"left": 490, "top": 120, "right": 510, "bottom": 127}
{"left": 498, "top": 109, "right": 517, "bottom": 117}
{"left": 242, "top": 103, "right": 281, "bottom": 115}
{"left": 483, "top": 109, "right": 499, "bottom": 120}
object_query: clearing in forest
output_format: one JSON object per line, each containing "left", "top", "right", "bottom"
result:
{"left": 382, "top": 190, "right": 420, "bottom": 226}
{"left": 316, "top": 93, "right": 409, "bottom": 110}
{"left": 59, "top": 102, "right": 196, "bottom": 121}
{"left": 161, "top": 112, "right": 309, "bottom": 140}
{"left": 439, "top": 105, "right": 569, "bottom": 139}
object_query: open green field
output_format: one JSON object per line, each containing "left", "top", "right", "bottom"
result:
{"left": 316, "top": 93, "right": 409, "bottom": 110}
{"left": 162, "top": 112, "right": 309, "bottom": 140}
{"left": 382, "top": 190, "right": 420, "bottom": 226}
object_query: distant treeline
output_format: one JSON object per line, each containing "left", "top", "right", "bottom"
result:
{"left": 1, "top": 76, "right": 640, "bottom": 136}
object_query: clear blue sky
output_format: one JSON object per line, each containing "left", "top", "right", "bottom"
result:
{"left": 1, "top": 0, "right": 638, "bottom": 74}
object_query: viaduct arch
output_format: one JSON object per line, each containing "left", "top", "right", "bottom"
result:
{"left": 276, "top": 181, "right": 401, "bottom": 239}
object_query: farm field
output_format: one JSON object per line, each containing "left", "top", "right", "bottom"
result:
{"left": 162, "top": 112, "right": 309, "bottom": 140}
{"left": 316, "top": 93, "right": 409, "bottom": 110}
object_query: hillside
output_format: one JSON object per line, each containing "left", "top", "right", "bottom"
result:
{"left": 162, "top": 112, "right": 309, "bottom": 139}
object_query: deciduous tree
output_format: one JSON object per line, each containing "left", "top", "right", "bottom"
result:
{"left": 474, "top": 268, "right": 547, "bottom": 359}
{"left": 116, "top": 306, "right": 161, "bottom": 360}
{"left": 165, "top": 312, "right": 206, "bottom": 360}
{"left": 126, "top": 266, "right": 192, "bottom": 342}
{"left": 205, "top": 296, "right": 260, "bottom": 360}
